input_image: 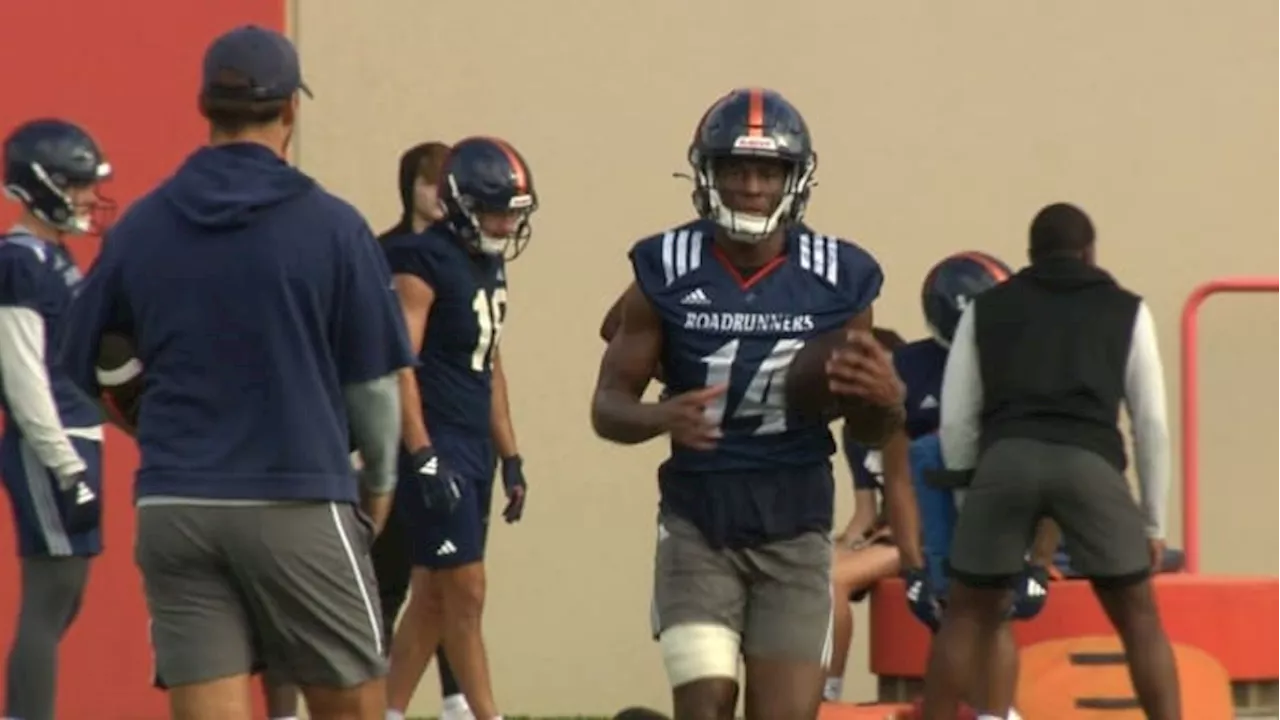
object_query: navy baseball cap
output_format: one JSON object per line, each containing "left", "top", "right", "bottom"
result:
{"left": 201, "top": 25, "right": 312, "bottom": 101}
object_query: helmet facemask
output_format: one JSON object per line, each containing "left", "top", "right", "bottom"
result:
{"left": 926, "top": 321, "right": 953, "bottom": 349}
{"left": 445, "top": 173, "right": 537, "bottom": 261}
{"left": 5, "top": 160, "right": 115, "bottom": 236}
{"left": 689, "top": 146, "right": 816, "bottom": 244}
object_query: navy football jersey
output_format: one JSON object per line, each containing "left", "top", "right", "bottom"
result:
{"left": 847, "top": 337, "right": 948, "bottom": 490}
{"left": 384, "top": 225, "right": 507, "bottom": 436}
{"left": 631, "top": 219, "right": 883, "bottom": 476}
{"left": 0, "top": 231, "right": 100, "bottom": 429}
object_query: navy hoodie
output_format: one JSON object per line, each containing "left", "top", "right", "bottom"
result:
{"left": 60, "top": 143, "right": 413, "bottom": 503}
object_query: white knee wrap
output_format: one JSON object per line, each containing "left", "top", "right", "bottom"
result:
{"left": 658, "top": 622, "right": 741, "bottom": 686}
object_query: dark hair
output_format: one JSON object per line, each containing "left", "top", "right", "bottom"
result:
{"left": 612, "top": 709, "right": 671, "bottom": 720}
{"left": 413, "top": 142, "right": 451, "bottom": 185}
{"left": 378, "top": 141, "right": 452, "bottom": 241}
{"left": 1029, "top": 202, "right": 1095, "bottom": 262}
{"left": 198, "top": 69, "right": 288, "bottom": 136}
{"left": 871, "top": 326, "right": 907, "bottom": 350}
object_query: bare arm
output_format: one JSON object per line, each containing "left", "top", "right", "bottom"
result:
{"left": 880, "top": 430, "right": 924, "bottom": 568}
{"left": 392, "top": 274, "right": 433, "bottom": 451}
{"left": 599, "top": 291, "right": 625, "bottom": 342}
{"left": 590, "top": 283, "right": 666, "bottom": 444}
{"left": 490, "top": 348, "right": 519, "bottom": 459}
{"left": 843, "top": 306, "right": 873, "bottom": 332}
{"left": 832, "top": 305, "right": 907, "bottom": 443}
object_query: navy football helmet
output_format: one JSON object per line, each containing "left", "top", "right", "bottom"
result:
{"left": 688, "top": 88, "right": 817, "bottom": 243}
{"left": 3, "top": 119, "right": 114, "bottom": 235}
{"left": 439, "top": 136, "right": 537, "bottom": 260}
{"left": 921, "top": 251, "right": 1013, "bottom": 346}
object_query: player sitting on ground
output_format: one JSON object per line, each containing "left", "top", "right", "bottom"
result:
{"left": 591, "top": 87, "right": 904, "bottom": 720}
{"left": 383, "top": 137, "right": 534, "bottom": 720}
{"left": 0, "top": 118, "right": 114, "bottom": 720}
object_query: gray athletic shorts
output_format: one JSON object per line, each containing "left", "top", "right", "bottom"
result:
{"left": 651, "top": 512, "right": 833, "bottom": 665}
{"left": 949, "top": 437, "right": 1151, "bottom": 587}
{"left": 135, "top": 501, "right": 386, "bottom": 689}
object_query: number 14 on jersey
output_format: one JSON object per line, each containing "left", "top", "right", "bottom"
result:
{"left": 700, "top": 338, "right": 804, "bottom": 436}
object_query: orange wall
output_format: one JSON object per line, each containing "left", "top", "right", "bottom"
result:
{"left": 0, "top": 2, "right": 284, "bottom": 718}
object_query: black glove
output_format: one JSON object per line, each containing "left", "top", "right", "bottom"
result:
{"left": 1009, "top": 563, "right": 1051, "bottom": 621}
{"left": 56, "top": 472, "right": 100, "bottom": 535}
{"left": 407, "top": 446, "right": 462, "bottom": 514}
{"left": 500, "top": 455, "right": 527, "bottom": 523}
{"left": 903, "top": 565, "right": 943, "bottom": 633}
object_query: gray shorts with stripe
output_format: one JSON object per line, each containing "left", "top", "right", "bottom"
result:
{"left": 136, "top": 501, "right": 385, "bottom": 689}
{"left": 651, "top": 512, "right": 834, "bottom": 665}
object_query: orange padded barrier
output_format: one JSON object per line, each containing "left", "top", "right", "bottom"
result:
{"left": 818, "top": 702, "right": 916, "bottom": 720}
{"left": 869, "top": 575, "right": 1278, "bottom": 681}
{"left": 1015, "top": 635, "right": 1234, "bottom": 718}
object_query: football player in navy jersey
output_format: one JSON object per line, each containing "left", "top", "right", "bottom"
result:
{"left": 382, "top": 137, "right": 535, "bottom": 720}
{"left": 590, "top": 88, "right": 905, "bottom": 720}
{"left": 0, "top": 119, "right": 113, "bottom": 720}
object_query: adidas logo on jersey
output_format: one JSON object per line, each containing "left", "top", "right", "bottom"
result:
{"left": 1025, "top": 579, "right": 1047, "bottom": 597}
{"left": 679, "top": 288, "right": 712, "bottom": 306}
{"left": 436, "top": 540, "right": 458, "bottom": 556}
{"left": 921, "top": 395, "right": 939, "bottom": 409}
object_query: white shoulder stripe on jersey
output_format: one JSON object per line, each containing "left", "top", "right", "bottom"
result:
{"left": 2, "top": 233, "right": 48, "bottom": 263}
{"left": 797, "top": 233, "right": 840, "bottom": 286}
{"left": 661, "top": 229, "right": 705, "bottom": 286}
{"left": 823, "top": 235, "right": 838, "bottom": 284}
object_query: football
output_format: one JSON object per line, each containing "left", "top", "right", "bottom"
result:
{"left": 96, "top": 332, "right": 143, "bottom": 427}
{"left": 786, "top": 327, "right": 900, "bottom": 446}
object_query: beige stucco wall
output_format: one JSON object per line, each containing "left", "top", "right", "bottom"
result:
{"left": 291, "top": 1, "right": 1278, "bottom": 715}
